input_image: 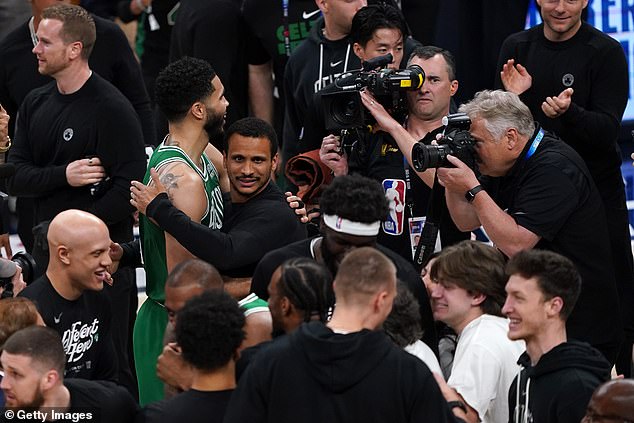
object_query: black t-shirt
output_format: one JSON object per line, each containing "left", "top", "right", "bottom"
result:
{"left": 484, "top": 128, "right": 622, "bottom": 348}
{"left": 138, "top": 389, "right": 233, "bottom": 423}
{"left": 250, "top": 237, "right": 438, "bottom": 354}
{"left": 19, "top": 275, "right": 118, "bottom": 382}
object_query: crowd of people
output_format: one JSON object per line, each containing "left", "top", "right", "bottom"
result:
{"left": 0, "top": 0, "right": 633, "bottom": 422}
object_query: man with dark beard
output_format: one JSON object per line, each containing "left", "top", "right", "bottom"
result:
{"left": 133, "top": 56, "right": 229, "bottom": 405}
{"left": 249, "top": 174, "right": 437, "bottom": 353}
{"left": 0, "top": 326, "right": 137, "bottom": 422}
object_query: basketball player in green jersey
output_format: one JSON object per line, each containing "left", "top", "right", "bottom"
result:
{"left": 134, "top": 57, "right": 229, "bottom": 405}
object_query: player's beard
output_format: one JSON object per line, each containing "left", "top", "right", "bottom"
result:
{"left": 204, "top": 109, "right": 225, "bottom": 142}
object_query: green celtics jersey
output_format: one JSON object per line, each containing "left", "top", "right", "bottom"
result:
{"left": 139, "top": 143, "right": 224, "bottom": 301}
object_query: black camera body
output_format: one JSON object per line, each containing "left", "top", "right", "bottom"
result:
{"left": 0, "top": 251, "right": 37, "bottom": 299}
{"left": 411, "top": 113, "right": 478, "bottom": 171}
{"left": 322, "top": 54, "right": 425, "bottom": 132}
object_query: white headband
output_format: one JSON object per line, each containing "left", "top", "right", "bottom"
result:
{"left": 323, "top": 214, "right": 381, "bottom": 236}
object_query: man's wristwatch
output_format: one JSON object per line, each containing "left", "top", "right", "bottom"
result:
{"left": 447, "top": 400, "right": 468, "bottom": 414}
{"left": 465, "top": 184, "right": 484, "bottom": 203}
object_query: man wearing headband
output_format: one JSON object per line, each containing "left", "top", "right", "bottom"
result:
{"left": 250, "top": 174, "right": 437, "bottom": 353}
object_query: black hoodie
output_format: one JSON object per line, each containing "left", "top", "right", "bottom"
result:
{"left": 508, "top": 340, "right": 610, "bottom": 423}
{"left": 282, "top": 17, "right": 360, "bottom": 163}
{"left": 224, "top": 321, "right": 458, "bottom": 423}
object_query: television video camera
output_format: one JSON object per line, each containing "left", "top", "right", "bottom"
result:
{"left": 322, "top": 53, "right": 425, "bottom": 133}
{"left": 411, "top": 113, "right": 478, "bottom": 171}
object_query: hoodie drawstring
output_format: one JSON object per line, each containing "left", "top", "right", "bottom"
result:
{"left": 317, "top": 43, "right": 352, "bottom": 92}
{"left": 318, "top": 43, "right": 324, "bottom": 92}
{"left": 523, "top": 377, "right": 531, "bottom": 423}
{"left": 515, "top": 371, "right": 521, "bottom": 423}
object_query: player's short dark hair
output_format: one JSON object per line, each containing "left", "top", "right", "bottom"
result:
{"left": 319, "top": 174, "right": 389, "bottom": 223}
{"left": 506, "top": 249, "right": 581, "bottom": 320}
{"left": 408, "top": 45, "right": 457, "bottom": 81}
{"left": 430, "top": 241, "right": 507, "bottom": 316}
{"left": 166, "top": 259, "right": 223, "bottom": 291}
{"left": 223, "top": 117, "right": 278, "bottom": 157}
{"left": 156, "top": 57, "right": 217, "bottom": 123}
{"left": 383, "top": 281, "right": 423, "bottom": 347}
{"left": 175, "top": 290, "right": 245, "bottom": 371}
{"left": 2, "top": 326, "right": 66, "bottom": 376}
{"left": 350, "top": 4, "right": 408, "bottom": 47}
{"left": 42, "top": 4, "right": 96, "bottom": 60}
{"left": 277, "top": 258, "right": 334, "bottom": 323}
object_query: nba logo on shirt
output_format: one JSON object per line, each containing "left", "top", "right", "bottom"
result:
{"left": 382, "top": 179, "right": 406, "bottom": 236}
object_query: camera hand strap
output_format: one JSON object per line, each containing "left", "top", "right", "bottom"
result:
{"left": 413, "top": 175, "right": 444, "bottom": 270}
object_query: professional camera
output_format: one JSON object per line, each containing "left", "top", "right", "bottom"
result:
{"left": 0, "top": 251, "right": 37, "bottom": 299}
{"left": 411, "top": 113, "right": 477, "bottom": 171}
{"left": 322, "top": 53, "right": 425, "bottom": 132}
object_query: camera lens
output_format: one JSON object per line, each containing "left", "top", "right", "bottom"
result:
{"left": 12, "top": 251, "right": 37, "bottom": 285}
{"left": 412, "top": 143, "right": 450, "bottom": 171}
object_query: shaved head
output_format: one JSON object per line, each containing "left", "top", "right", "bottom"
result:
{"left": 585, "top": 379, "right": 634, "bottom": 421}
{"left": 48, "top": 209, "right": 110, "bottom": 252}
{"left": 47, "top": 210, "right": 112, "bottom": 298}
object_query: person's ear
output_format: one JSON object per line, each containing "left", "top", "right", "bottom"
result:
{"left": 271, "top": 152, "right": 279, "bottom": 173}
{"left": 506, "top": 128, "right": 519, "bottom": 150}
{"left": 449, "top": 80, "right": 459, "bottom": 97}
{"left": 68, "top": 41, "right": 82, "bottom": 60}
{"left": 471, "top": 292, "right": 486, "bottom": 307}
{"left": 353, "top": 43, "right": 365, "bottom": 61}
{"left": 58, "top": 245, "right": 71, "bottom": 265}
{"left": 546, "top": 296, "right": 564, "bottom": 318}
{"left": 280, "top": 297, "right": 293, "bottom": 317}
{"left": 191, "top": 102, "right": 205, "bottom": 121}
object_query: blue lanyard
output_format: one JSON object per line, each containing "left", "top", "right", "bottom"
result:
{"left": 525, "top": 129, "right": 544, "bottom": 160}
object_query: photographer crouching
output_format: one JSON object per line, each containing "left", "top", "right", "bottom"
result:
{"left": 315, "top": 4, "right": 469, "bottom": 263}
{"left": 362, "top": 88, "right": 624, "bottom": 367}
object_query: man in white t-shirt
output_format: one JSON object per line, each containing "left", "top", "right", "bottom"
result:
{"left": 429, "top": 240, "right": 524, "bottom": 423}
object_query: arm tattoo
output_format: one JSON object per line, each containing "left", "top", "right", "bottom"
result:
{"left": 160, "top": 172, "right": 182, "bottom": 202}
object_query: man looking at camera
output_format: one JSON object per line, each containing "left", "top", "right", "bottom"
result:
{"left": 320, "top": 42, "right": 468, "bottom": 262}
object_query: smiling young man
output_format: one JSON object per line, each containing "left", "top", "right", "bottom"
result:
{"left": 19, "top": 210, "right": 118, "bottom": 383}
{"left": 504, "top": 249, "right": 611, "bottom": 423}
{"left": 429, "top": 241, "right": 524, "bottom": 423}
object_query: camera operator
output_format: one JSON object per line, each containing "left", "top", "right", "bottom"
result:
{"left": 319, "top": 41, "right": 469, "bottom": 262}
{"left": 362, "top": 88, "right": 623, "bottom": 367}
